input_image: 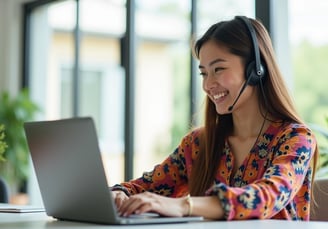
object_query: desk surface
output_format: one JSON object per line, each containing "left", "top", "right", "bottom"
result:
{"left": 1, "top": 211, "right": 327, "bottom": 229}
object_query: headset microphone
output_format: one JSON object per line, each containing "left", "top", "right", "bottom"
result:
{"left": 228, "top": 79, "right": 248, "bottom": 112}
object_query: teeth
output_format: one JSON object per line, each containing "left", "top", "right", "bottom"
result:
{"left": 213, "top": 92, "right": 226, "bottom": 100}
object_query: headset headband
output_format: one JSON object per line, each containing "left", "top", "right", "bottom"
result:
{"left": 235, "top": 16, "right": 263, "bottom": 76}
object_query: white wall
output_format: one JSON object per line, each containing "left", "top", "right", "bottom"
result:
{"left": 0, "top": 0, "right": 33, "bottom": 95}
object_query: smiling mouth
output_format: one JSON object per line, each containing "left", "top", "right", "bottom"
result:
{"left": 213, "top": 91, "right": 228, "bottom": 100}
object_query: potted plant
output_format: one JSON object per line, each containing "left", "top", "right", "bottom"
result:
{"left": 0, "top": 88, "right": 39, "bottom": 197}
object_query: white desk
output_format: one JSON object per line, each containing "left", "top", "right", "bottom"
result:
{"left": 1, "top": 211, "right": 328, "bottom": 229}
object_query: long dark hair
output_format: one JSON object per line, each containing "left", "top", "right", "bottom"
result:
{"left": 189, "top": 16, "right": 318, "bottom": 196}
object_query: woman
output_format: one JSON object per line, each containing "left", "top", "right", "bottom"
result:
{"left": 112, "top": 16, "right": 318, "bottom": 220}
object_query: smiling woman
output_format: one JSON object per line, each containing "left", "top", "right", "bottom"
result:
{"left": 198, "top": 40, "right": 249, "bottom": 115}
{"left": 111, "top": 16, "right": 318, "bottom": 221}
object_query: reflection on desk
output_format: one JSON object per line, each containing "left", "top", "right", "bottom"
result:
{"left": 1, "top": 211, "right": 327, "bottom": 229}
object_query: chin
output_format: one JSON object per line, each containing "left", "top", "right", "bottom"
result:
{"left": 216, "top": 108, "right": 229, "bottom": 115}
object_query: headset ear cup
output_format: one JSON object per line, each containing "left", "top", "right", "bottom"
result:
{"left": 246, "top": 61, "right": 265, "bottom": 86}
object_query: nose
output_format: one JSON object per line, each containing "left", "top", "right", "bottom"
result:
{"left": 202, "top": 74, "right": 217, "bottom": 91}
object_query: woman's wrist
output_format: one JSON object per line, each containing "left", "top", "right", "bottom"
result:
{"left": 110, "top": 184, "right": 131, "bottom": 197}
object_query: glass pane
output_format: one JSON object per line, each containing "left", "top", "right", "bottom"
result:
{"left": 29, "top": 0, "right": 76, "bottom": 121}
{"left": 27, "top": 0, "right": 76, "bottom": 206}
{"left": 28, "top": 0, "right": 126, "bottom": 188}
{"left": 289, "top": 0, "right": 328, "bottom": 126}
{"left": 134, "top": 0, "right": 191, "bottom": 176}
{"left": 79, "top": 0, "right": 126, "bottom": 186}
{"left": 197, "top": 0, "right": 255, "bottom": 36}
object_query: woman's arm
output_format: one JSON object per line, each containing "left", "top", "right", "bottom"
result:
{"left": 191, "top": 196, "right": 224, "bottom": 219}
{"left": 112, "top": 129, "right": 201, "bottom": 196}
{"left": 117, "top": 192, "right": 224, "bottom": 219}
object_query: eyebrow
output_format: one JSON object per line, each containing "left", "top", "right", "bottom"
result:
{"left": 198, "top": 58, "right": 226, "bottom": 69}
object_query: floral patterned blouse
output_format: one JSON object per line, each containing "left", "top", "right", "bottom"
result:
{"left": 114, "top": 121, "right": 316, "bottom": 220}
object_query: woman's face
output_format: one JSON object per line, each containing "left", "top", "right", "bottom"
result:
{"left": 199, "top": 40, "right": 253, "bottom": 114}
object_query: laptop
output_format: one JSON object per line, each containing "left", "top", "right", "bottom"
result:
{"left": 24, "top": 117, "right": 203, "bottom": 225}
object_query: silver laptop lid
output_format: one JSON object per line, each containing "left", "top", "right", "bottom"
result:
{"left": 24, "top": 117, "right": 118, "bottom": 224}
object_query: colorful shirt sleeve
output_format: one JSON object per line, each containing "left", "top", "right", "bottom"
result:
{"left": 112, "top": 130, "right": 200, "bottom": 197}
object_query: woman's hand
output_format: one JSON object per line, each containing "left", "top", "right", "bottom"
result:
{"left": 112, "top": 190, "right": 129, "bottom": 209}
{"left": 117, "top": 192, "right": 188, "bottom": 217}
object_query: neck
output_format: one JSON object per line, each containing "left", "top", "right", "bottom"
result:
{"left": 231, "top": 106, "right": 268, "bottom": 138}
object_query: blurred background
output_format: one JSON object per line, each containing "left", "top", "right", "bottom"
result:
{"left": 0, "top": 0, "right": 327, "bottom": 206}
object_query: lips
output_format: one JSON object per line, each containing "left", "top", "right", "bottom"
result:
{"left": 212, "top": 91, "right": 228, "bottom": 101}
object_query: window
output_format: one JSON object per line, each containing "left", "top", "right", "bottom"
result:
{"left": 289, "top": 0, "right": 328, "bottom": 177}
{"left": 133, "top": 0, "right": 191, "bottom": 176}
{"left": 289, "top": 0, "right": 328, "bottom": 127}
{"left": 25, "top": 0, "right": 126, "bottom": 187}
{"left": 24, "top": 0, "right": 256, "bottom": 205}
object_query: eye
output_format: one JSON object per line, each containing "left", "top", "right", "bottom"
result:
{"left": 199, "top": 72, "right": 207, "bottom": 78}
{"left": 214, "top": 67, "right": 225, "bottom": 73}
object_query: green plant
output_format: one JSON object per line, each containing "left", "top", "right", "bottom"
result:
{"left": 0, "top": 124, "right": 8, "bottom": 161}
{"left": 0, "top": 89, "right": 39, "bottom": 189}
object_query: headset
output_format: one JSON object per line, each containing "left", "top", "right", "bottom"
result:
{"left": 228, "top": 16, "right": 267, "bottom": 111}
{"left": 235, "top": 16, "right": 266, "bottom": 86}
